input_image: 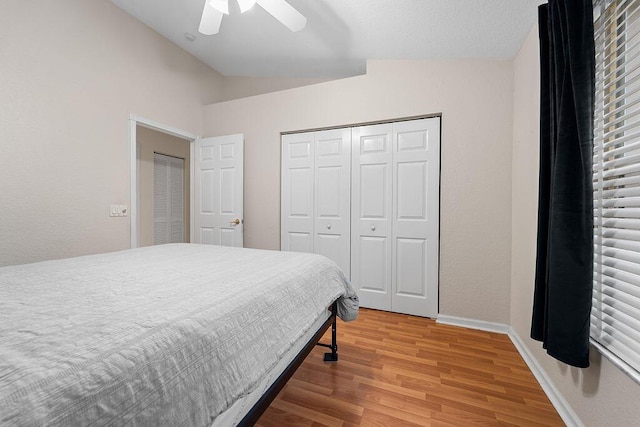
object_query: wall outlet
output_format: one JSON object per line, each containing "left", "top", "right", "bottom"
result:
{"left": 110, "top": 204, "right": 128, "bottom": 217}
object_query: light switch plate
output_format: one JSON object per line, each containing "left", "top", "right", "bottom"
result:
{"left": 110, "top": 205, "right": 128, "bottom": 217}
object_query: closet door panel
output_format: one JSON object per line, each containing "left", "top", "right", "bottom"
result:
{"left": 396, "top": 237, "right": 426, "bottom": 296}
{"left": 356, "top": 236, "right": 390, "bottom": 308}
{"left": 314, "top": 129, "right": 351, "bottom": 276}
{"left": 316, "top": 234, "right": 341, "bottom": 266}
{"left": 351, "top": 124, "right": 393, "bottom": 311}
{"left": 287, "top": 232, "right": 313, "bottom": 253}
{"left": 281, "top": 133, "right": 315, "bottom": 253}
{"left": 396, "top": 161, "right": 427, "bottom": 222}
{"left": 359, "top": 164, "right": 388, "bottom": 218}
{"left": 392, "top": 118, "right": 440, "bottom": 317}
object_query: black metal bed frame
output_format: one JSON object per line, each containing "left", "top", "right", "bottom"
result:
{"left": 236, "top": 301, "right": 339, "bottom": 426}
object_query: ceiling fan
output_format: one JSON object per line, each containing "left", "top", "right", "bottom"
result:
{"left": 198, "top": 0, "right": 307, "bottom": 35}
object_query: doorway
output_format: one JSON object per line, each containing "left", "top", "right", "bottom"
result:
{"left": 129, "top": 115, "right": 198, "bottom": 248}
{"left": 137, "top": 127, "right": 191, "bottom": 247}
{"left": 129, "top": 115, "right": 244, "bottom": 249}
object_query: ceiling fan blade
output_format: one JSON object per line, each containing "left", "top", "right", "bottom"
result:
{"left": 199, "top": 1, "right": 224, "bottom": 35}
{"left": 256, "top": 0, "right": 307, "bottom": 32}
{"left": 237, "top": 0, "right": 257, "bottom": 13}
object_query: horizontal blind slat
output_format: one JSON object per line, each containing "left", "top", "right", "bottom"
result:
{"left": 602, "top": 151, "right": 640, "bottom": 170}
{"left": 596, "top": 137, "right": 640, "bottom": 159}
{"left": 601, "top": 300, "right": 640, "bottom": 337}
{"left": 599, "top": 174, "right": 640, "bottom": 188}
{"left": 602, "top": 130, "right": 640, "bottom": 153}
{"left": 596, "top": 197, "right": 640, "bottom": 208}
{"left": 595, "top": 208, "right": 640, "bottom": 219}
{"left": 598, "top": 186, "right": 640, "bottom": 198}
{"left": 592, "top": 333, "right": 640, "bottom": 373}
{"left": 595, "top": 273, "right": 640, "bottom": 299}
{"left": 599, "top": 237, "right": 640, "bottom": 252}
{"left": 601, "top": 218, "right": 640, "bottom": 229}
{"left": 601, "top": 81, "right": 640, "bottom": 121}
{"left": 595, "top": 324, "right": 640, "bottom": 365}
{"left": 600, "top": 46, "right": 640, "bottom": 90}
{"left": 599, "top": 160, "right": 640, "bottom": 178}
{"left": 599, "top": 263, "right": 640, "bottom": 286}
{"left": 597, "top": 244, "right": 640, "bottom": 264}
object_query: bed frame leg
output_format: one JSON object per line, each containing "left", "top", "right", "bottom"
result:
{"left": 316, "top": 302, "right": 339, "bottom": 362}
{"left": 323, "top": 303, "right": 338, "bottom": 362}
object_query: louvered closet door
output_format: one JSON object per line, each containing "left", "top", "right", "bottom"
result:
{"left": 154, "top": 153, "right": 184, "bottom": 245}
{"left": 392, "top": 118, "right": 440, "bottom": 317}
{"left": 314, "top": 129, "right": 351, "bottom": 276}
{"left": 351, "top": 124, "right": 393, "bottom": 311}
{"left": 281, "top": 132, "right": 315, "bottom": 253}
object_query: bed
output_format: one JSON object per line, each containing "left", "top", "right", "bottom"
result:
{"left": 0, "top": 243, "right": 358, "bottom": 426}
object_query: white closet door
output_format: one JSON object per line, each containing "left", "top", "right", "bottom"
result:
{"left": 392, "top": 118, "right": 440, "bottom": 317}
{"left": 351, "top": 124, "right": 393, "bottom": 311}
{"left": 314, "top": 128, "right": 351, "bottom": 277}
{"left": 281, "top": 118, "right": 441, "bottom": 318}
{"left": 281, "top": 132, "right": 315, "bottom": 253}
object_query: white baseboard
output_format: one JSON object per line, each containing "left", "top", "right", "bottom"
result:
{"left": 435, "top": 314, "right": 583, "bottom": 427}
{"left": 508, "top": 327, "right": 584, "bottom": 427}
{"left": 436, "top": 314, "right": 510, "bottom": 334}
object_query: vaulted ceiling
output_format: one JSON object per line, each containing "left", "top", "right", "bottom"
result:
{"left": 110, "top": 0, "right": 543, "bottom": 78}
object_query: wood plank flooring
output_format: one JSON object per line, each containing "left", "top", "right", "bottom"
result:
{"left": 256, "top": 308, "right": 564, "bottom": 427}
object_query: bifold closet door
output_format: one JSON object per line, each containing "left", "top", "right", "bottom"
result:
{"left": 281, "top": 132, "right": 315, "bottom": 253}
{"left": 314, "top": 129, "right": 351, "bottom": 277}
{"left": 352, "top": 118, "right": 440, "bottom": 318}
{"left": 283, "top": 118, "right": 440, "bottom": 317}
{"left": 351, "top": 124, "right": 394, "bottom": 311}
{"left": 391, "top": 118, "right": 440, "bottom": 317}
{"left": 281, "top": 129, "right": 351, "bottom": 277}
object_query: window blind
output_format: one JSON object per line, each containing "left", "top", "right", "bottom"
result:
{"left": 593, "top": 0, "right": 640, "bottom": 382}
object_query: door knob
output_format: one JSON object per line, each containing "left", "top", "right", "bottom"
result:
{"left": 370, "top": 225, "right": 376, "bottom": 231}
{"left": 327, "top": 224, "right": 332, "bottom": 230}
{"left": 230, "top": 219, "right": 241, "bottom": 225}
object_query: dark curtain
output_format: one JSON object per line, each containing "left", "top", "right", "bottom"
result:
{"left": 531, "top": 0, "right": 595, "bottom": 368}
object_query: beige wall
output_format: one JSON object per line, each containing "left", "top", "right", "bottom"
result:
{"left": 220, "top": 76, "right": 332, "bottom": 101}
{"left": 203, "top": 59, "right": 515, "bottom": 324}
{"left": 137, "top": 126, "right": 191, "bottom": 247}
{"left": 511, "top": 25, "right": 640, "bottom": 426}
{"left": 0, "top": 0, "right": 223, "bottom": 266}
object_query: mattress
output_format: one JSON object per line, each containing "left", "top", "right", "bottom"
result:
{"left": 0, "top": 244, "right": 358, "bottom": 426}
{"left": 210, "top": 311, "right": 331, "bottom": 427}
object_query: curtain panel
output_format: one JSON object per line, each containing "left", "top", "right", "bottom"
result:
{"left": 531, "top": 0, "right": 596, "bottom": 368}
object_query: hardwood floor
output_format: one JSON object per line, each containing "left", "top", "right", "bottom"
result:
{"left": 256, "top": 308, "right": 564, "bottom": 427}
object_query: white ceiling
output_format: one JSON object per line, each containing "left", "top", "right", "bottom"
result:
{"left": 110, "top": 0, "right": 543, "bottom": 78}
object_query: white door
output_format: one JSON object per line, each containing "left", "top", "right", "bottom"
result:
{"left": 351, "top": 124, "right": 393, "bottom": 311}
{"left": 314, "top": 129, "right": 351, "bottom": 276}
{"left": 281, "top": 132, "right": 315, "bottom": 253}
{"left": 194, "top": 134, "right": 244, "bottom": 247}
{"left": 392, "top": 118, "right": 440, "bottom": 317}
